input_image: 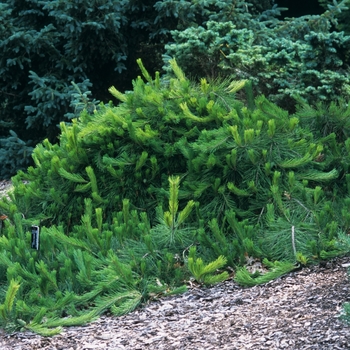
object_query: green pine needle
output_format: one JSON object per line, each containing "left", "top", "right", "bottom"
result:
{"left": 187, "top": 249, "right": 228, "bottom": 285}
{"left": 58, "top": 168, "right": 88, "bottom": 183}
{"left": 234, "top": 262, "right": 296, "bottom": 287}
{"left": 25, "top": 322, "right": 63, "bottom": 337}
{"left": 227, "top": 80, "right": 247, "bottom": 93}
{"left": 93, "top": 290, "right": 142, "bottom": 317}
{"left": 297, "top": 169, "right": 338, "bottom": 182}
{"left": 1, "top": 279, "right": 21, "bottom": 321}
{"left": 108, "top": 86, "right": 127, "bottom": 102}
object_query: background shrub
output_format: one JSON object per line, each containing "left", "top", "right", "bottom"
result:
{"left": 164, "top": 1, "right": 350, "bottom": 111}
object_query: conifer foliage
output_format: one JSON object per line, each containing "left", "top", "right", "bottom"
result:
{"left": 164, "top": 0, "right": 350, "bottom": 110}
{"left": 1, "top": 60, "right": 350, "bottom": 334}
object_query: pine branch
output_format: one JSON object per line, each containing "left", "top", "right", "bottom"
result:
{"left": 42, "top": 311, "right": 98, "bottom": 328}
{"left": 234, "top": 261, "right": 296, "bottom": 286}
{"left": 0, "top": 279, "right": 20, "bottom": 321}
{"left": 49, "top": 226, "right": 94, "bottom": 254}
{"left": 24, "top": 322, "right": 62, "bottom": 336}
{"left": 108, "top": 86, "right": 127, "bottom": 102}
{"left": 227, "top": 182, "right": 250, "bottom": 197}
{"left": 169, "top": 59, "right": 186, "bottom": 82}
{"left": 177, "top": 200, "right": 195, "bottom": 226}
{"left": 93, "top": 290, "right": 142, "bottom": 317}
{"left": 35, "top": 261, "right": 58, "bottom": 292}
{"left": 58, "top": 168, "right": 88, "bottom": 183}
{"left": 187, "top": 246, "right": 228, "bottom": 285}
{"left": 85, "top": 166, "right": 99, "bottom": 194}
{"left": 136, "top": 58, "right": 153, "bottom": 84}
{"left": 168, "top": 176, "right": 180, "bottom": 227}
{"left": 278, "top": 153, "right": 313, "bottom": 168}
{"left": 297, "top": 169, "right": 338, "bottom": 181}
{"left": 226, "top": 79, "right": 248, "bottom": 93}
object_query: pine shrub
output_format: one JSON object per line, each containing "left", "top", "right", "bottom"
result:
{"left": 1, "top": 59, "right": 350, "bottom": 333}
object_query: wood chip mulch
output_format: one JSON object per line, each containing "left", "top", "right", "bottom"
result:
{"left": 1, "top": 257, "right": 350, "bottom": 350}
{"left": 0, "top": 179, "right": 12, "bottom": 200}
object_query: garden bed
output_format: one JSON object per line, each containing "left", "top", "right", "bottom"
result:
{"left": 1, "top": 257, "right": 350, "bottom": 349}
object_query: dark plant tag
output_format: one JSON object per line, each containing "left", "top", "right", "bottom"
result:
{"left": 31, "top": 225, "right": 40, "bottom": 250}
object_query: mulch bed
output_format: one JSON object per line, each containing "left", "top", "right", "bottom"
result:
{"left": 1, "top": 257, "right": 350, "bottom": 350}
